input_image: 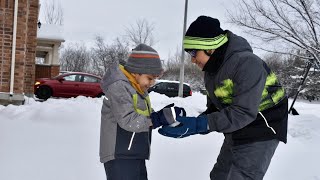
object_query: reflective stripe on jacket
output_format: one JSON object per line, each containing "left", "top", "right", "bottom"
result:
{"left": 213, "top": 63, "right": 286, "bottom": 112}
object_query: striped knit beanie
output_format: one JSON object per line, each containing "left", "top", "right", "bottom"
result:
{"left": 124, "top": 44, "right": 163, "bottom": 75}
{"left": 183, "top": 16, "right": 228, "bottom": 50}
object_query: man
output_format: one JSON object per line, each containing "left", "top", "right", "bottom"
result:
{"left": 158, "top": 16, "right": 288, "bottom": 180}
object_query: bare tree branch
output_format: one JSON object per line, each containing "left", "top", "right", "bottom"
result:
{"left": 253, "top": 46, "right": 313, "bottom": 60}
{"left": 90, "top": 35, "right": 130, "bottom": 76}
{"left": 228, "top": 0, "right": 320, "bottom": 65}
{"left": 43, "top": 0, "right": 64, "bottom": 25}
{"left": 124, "top": 18, "right": 156, "bottom": 47}
{"left": 60, "top": 43, "right": 90, "bottom": 72}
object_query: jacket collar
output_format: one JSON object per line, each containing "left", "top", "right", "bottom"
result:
{"left": 119, "top": 65, "right": 145, "bottom": 95}
{"left": 202, "top": 31, "right": 253, "bottom": 74}
{"left": 202, "top": 39, "right": 229, "bottom": 74}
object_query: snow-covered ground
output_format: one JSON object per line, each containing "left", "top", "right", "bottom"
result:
{"left": 0, "top": 92, "right": 319, "bottom": 180}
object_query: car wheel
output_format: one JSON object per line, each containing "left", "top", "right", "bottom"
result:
{"left": 36, "top": 86, "right": 52, "bottom": 100}
{"left": 96, "top": 92, "right": 104, "bottom": 98}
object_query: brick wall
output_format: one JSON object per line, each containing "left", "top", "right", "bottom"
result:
{"left": 0, "top": 0, "right": 39, "bottom": 96}
{"left": 51, "top": 65, "right": 60, "bottom": 77}
{"left": 35, "top": 64, "right": 60, "bottom": 79}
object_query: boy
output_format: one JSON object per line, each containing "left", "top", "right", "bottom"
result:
{"left": 99, "top": 44, "right": 181, "bottom": 180}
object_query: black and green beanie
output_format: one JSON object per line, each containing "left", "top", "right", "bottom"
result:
{"left": 183, "top": 16, "right": 228, "bottom": 50}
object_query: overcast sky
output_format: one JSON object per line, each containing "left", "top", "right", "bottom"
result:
{"left": 39, "top": 0, "right": 250, "bottom": 60}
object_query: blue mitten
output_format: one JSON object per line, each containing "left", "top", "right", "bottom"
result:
{"left": 150, "top": 103, "right": 186, "bottom": 129}
{"left": 158, "top": 115, "right": 208, "bottom": 138}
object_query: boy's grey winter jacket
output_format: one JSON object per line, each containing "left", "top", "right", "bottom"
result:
{"left": 99, "top": 64, "right": 152, "bottom": 163}
{"left": 204, "top": 31, "right": 288, "bottom": 145}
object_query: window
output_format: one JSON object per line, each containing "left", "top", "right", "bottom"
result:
{"left": 167, "top": 83, "right": 179, "bottom": 90}
{"left": 83, "top": 75, "right": 99, "bottom": 83}
{"left": 154, "top": 82, "right": 167, "bottom": 90}
{"left": 183, "top": 84, "right": 191, "bottom": 91}
{"left": 63, "top": 75, "right": 79, "bottom": 82}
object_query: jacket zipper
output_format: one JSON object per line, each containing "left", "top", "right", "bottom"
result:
{"left": 259, "top": 112, "right": 277, "bottom": 134}
{"left": 128, "top": 132, "right": 135, "bottom": 150}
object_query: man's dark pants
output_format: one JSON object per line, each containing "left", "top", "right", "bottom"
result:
{"left": 210, "top": 135, "right": 279, "bottom": 180}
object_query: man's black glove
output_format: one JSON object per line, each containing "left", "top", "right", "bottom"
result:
{"left": 150, "top": 103, "right": 186, "bottom": 129}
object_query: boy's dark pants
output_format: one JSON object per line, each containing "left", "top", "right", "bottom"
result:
{"left": 210, "top": 136, "right": 279, "bottom": 180}
{"left": 104, "top": 159, "right": 148, "bottom": 180}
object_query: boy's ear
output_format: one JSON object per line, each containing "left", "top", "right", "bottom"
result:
{"left": 207, "top": 49, "right": 215, "bottom": 55}
{"left": 204, "top": 49, "right": 215, "bottom": 57}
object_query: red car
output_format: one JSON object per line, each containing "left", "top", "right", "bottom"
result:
{"left": 34, "top": 72, "right": 104, "bottom": 100}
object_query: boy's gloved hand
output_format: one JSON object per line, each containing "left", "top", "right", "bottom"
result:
{"left": 158, "top": 115, "right": 208, "bottom": 138}
{"left": 150, "top": 103, "right": 186, "bottom": 129}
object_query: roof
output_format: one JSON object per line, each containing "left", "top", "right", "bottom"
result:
{"left": 156, "top": 79, "right": 190, "bottom": 86}
{"left": 37, "top": 24, "right": 65, "bottom": 42}
{"left": 55, "top": 72, "right": 102, "bottom": 79}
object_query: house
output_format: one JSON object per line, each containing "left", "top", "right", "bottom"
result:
{"left": 0, "top": 0, "right": 64, "bottom": 105}
{"left": 35, "top": 23, "right": 64, "bottom": 81}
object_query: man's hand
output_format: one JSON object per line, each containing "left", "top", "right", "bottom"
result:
{"left": 158, "top": 115, "right": 208, "bottom": 138}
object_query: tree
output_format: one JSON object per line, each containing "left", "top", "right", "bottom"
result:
{"left": 162, "top": 47, "right": 204, "bottom": 91}
{"left": 125, "top": 18, "right": 156, "bottom": 46}
{"left": 42, "top": 0, "right": 64, "bottom": 25}
{"left": 228, "top": 0, "right": 320, "bottom": 66}
{"left": 60, "top": 43, "right": 91, "bottom": 72}
{"left": 264, "top": 53, "right": 320, "bottom": 101}
{"left": 90, "top": 36, "right": 130, "bottom": 76}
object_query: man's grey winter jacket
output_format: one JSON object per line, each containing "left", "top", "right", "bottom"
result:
{"left": 204, "top": 31, "right": 288, "bottom": 145}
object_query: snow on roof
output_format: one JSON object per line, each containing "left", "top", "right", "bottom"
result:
{"left": 290, "top": 75, "right": 303, "bottom": 79}
{"left": 37, "top": 24, "right": 65, "bottom": 42}
{"left": 310, "top": 67, "right": 320, "bottom": 72}
{"left": 156, "top": 79, "right": 190, "bottom": 86}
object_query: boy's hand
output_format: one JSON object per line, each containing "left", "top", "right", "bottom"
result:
{"left": 158, "top": 115, "right": 208, "bottom": 138}
{"left": 150, "top": 103, "right": 186, "bottom": 129}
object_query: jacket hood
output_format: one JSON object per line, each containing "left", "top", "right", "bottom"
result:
{"left": 101, "top": 63, "right": 128, "bottom": 94}
{"left": 224, "top": 31, "right": 253, "bottom": 60}
{"left": 203, "top": 31, "right": 253, "bottom": 74}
